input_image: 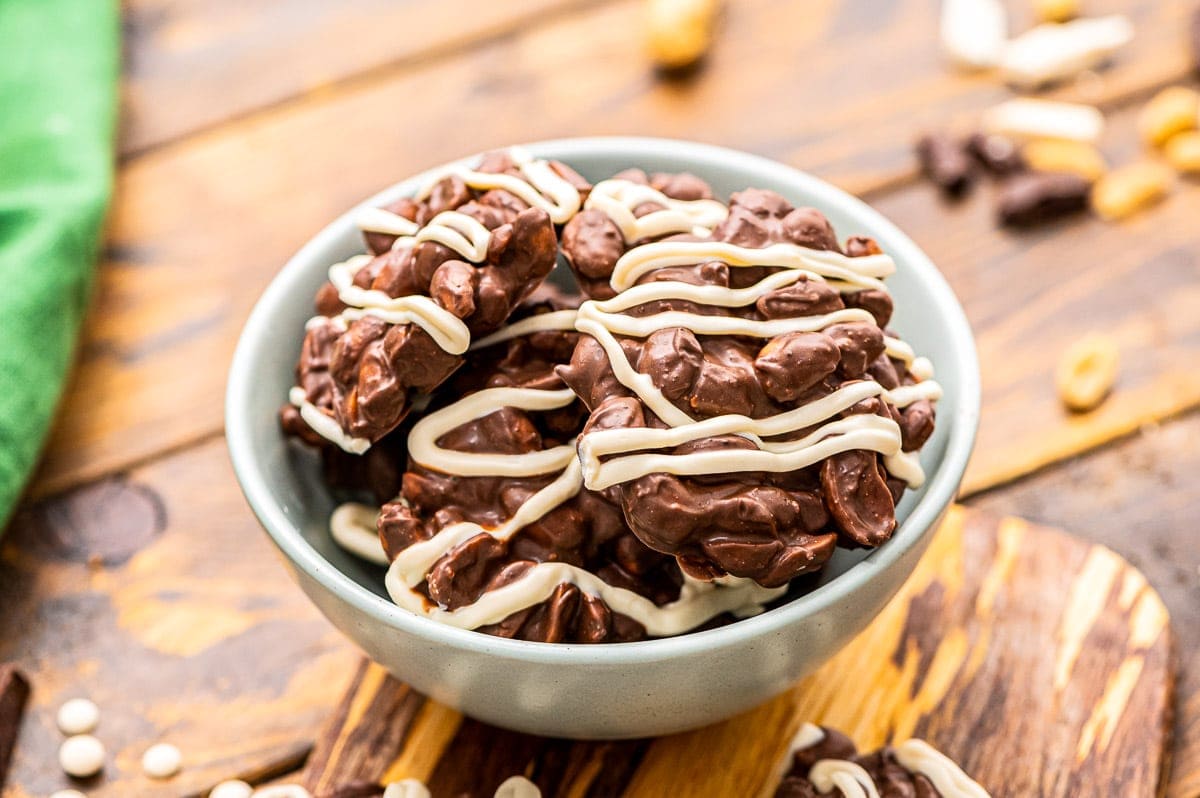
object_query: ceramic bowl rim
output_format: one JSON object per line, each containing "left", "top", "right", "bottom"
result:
{"left": 226, "top": 135, "right": 980, "bottom": 666}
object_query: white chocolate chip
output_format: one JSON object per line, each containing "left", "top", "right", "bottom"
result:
{"left": 142, "top": 742, "right": 182, "bottom": 779}
{"left": 210, "top": 780, "right": 255, "bottom": 798}
{"left": 494, "top": 775, "right": 542, "bottom": 798}
{"left": 1000, "top": 15, "right": 1134, "bottom": 88}
{"left": 59, "top": 734, "right": 105, "bottom": 778}
{"left": 940, "top": 0, "right": 1008, "bottom": 70}
{"left": 982, "top": 98, "right": 1105, "bottom": 144}
{"left": 251, "top": 786, "right": 312, "bottom": 798}
{"left": 50, "top": 791, "right": 87, "bottom": 798}
{"left": 384, "top": 778, "right": 432, "bottom": 798}
{"left": 56, "top": 698, "right": 100, "bottom": 736}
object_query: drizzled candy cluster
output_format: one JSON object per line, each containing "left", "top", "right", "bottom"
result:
{"left": 283, "top": 149, "right": 941, "bottom": 642}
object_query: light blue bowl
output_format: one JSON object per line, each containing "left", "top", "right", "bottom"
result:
{"left": 226, "top": 137, "right": 979, "bottom": 739}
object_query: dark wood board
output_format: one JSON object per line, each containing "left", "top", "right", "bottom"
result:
{"left": 971, "top": 409, "right": 1200, "bottom": 798}
{"left": 294, "top": 507, "right": 1173, "bottom": 798}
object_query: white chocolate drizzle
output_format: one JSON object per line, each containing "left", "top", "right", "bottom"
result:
{"left": 325, "top": 253, "right": 473, "bottom": 355}
{"left": 415, "top": 146, "right": 582, "bottom": 224}
{"left": 289, "top": 386, "right": 370, "bottom": 455}
{"left": 572, "top": 237, "right": 941, "bottom": 491}
{"left": 893, "top": 739, "right": 991, "bottom": 798}
{"left": 469, "top": 309, "right": 579, "bottom": 350}
{"left": 330, "top": 503, "right": 389, "bottom": 565}
{"left": 585, "top": 178, "right": 728, "bottom": 241}
{"left": 407, "top": 387, "right": 579, "bottom": 477}
{"left": 789, "top": 729, "right": 991, "bottom": 798}
{"left": 493, "top": 775, "right": 541, "bottom": 798}
{"left": 809, "top": 760, "right": 881, "bottom": 798}
{"left": 383, "top": 779, "right": 431, "bottom": 798}
{"left": 791, "top": 722, "right": 826, "bottom": 752}
{"left": 609, "top": 239, "right": 895, "bottom": 293}
{"left": 357, "top": 207, "right": 419, "bottom": 237}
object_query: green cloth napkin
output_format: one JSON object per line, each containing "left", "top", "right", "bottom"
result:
{"left": 0, "top": 1, "right": 118, "bottom": 529}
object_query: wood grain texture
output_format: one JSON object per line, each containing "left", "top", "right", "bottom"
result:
{"left": 29, "top": 0, "right": 1200, "bottom": 499}
{"left": 119, "top": 0, "right": 612, "bottom": 155}
{"left": 0, "top": 437, "right": 358, "bottom": 798}
{"left": 293, "top": 507, "right": 1173, "bottom": 798}
{"left": 971, "top": 409, "right": 1200, "bottom": 798}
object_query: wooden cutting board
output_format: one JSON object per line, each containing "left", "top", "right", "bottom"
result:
{"left": 292, "top": 506, "right": 1174, "bottom": 797}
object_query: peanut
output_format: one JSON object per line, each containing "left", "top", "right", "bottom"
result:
{"left": 1022, "top": 139, "right": 1107, "bottom": 181}
{"left": 1137, "top": 86, "right": 1200, "bottom": 148}
{"left": 1033, "top": 0, "right": 1078, "bottom": 23}
{"left": 1056, "top": 334, "right": 1119, "bottom": 413}
{"left": 1090, "top": 161, "right": 1173, "bottom": 220}
{"left": 645, "top": 0, "right": 718, "bottom": 70}
{"left": 1164, "top": 130, "right": 1200, "bottom": 173}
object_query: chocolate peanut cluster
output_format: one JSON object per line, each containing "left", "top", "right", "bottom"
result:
{"left": 774, "top": 725, "right": 988, "bottom": 797}
{"left": 284, "top": 150, "right": 939, "bottom": 642}
{"left": 282, "top": 151, "right": 586, "bottom": 446}
{"left": 558, "top": 189, "right": 935, "bottom": 587}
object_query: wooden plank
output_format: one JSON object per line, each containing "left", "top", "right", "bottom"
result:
{"left": 119, "top": 0, "right": 612, "bottom": 155}
{"left": 0, "top": 437, "right": 358, "bottom": 798}
{"left": 970, "top": 409, "right": 1200, "bottom": 798}
{"left": 118, "top": 0, "right": 1197, "bottom": 165}
{"left": 288, "top": 507, "right": 1173, "bottom": 798}
{"left": 33, "top": 61, "right": 1200, "bottom": 501}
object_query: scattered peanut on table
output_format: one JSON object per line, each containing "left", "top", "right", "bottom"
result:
{"left": 1137, "top": 86, "right": 1200, "bottom": 148}
{"left": 1057, "top": 334, "right": 1120, "bottom": 413}
{"left": 1022, "top": 139, "right": 1107, "bottom": 182}
{"left": 1033, "top": 0, "right": 1078, "bottom": 23}
{"left": 1091, "top": 161, "right": 1173, "bottom": 220}
{"left": 1165, "top": 130, "right": 1200, "bottom": 173}
{"left": 645, "top": 0, "right": 718, "bottom": 70}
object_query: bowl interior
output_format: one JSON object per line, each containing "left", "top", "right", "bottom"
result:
{"left": 227, "top": 137, "right": 980, "bottom": 657}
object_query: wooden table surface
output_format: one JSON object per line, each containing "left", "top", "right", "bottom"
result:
{"left": 2, "top": 0, "right": 1198, "bottom": 795}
